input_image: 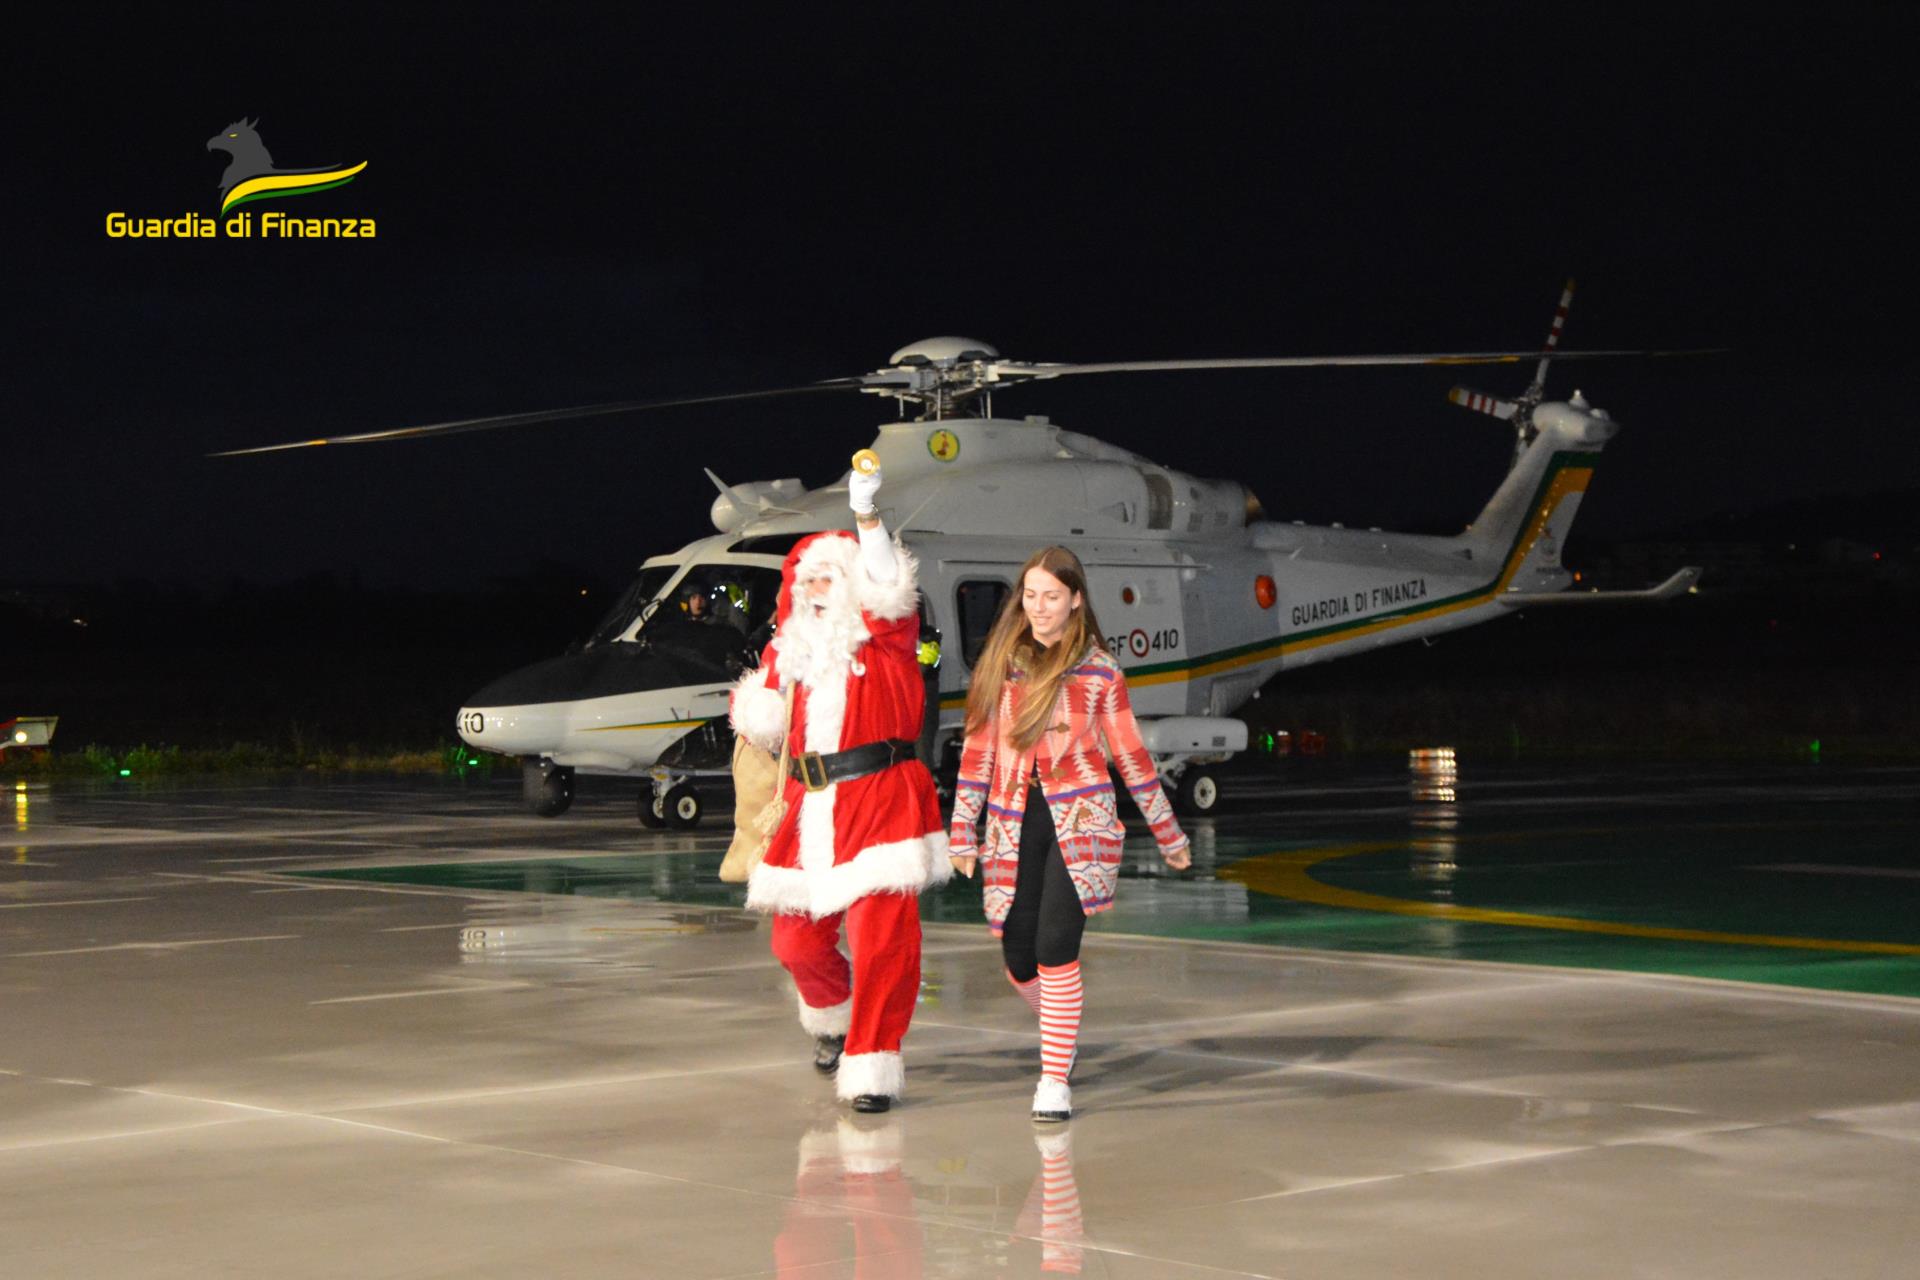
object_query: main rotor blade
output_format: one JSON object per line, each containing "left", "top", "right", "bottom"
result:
{"left": 993, "top": 348, "right": 1717, "bottom": 379}
{"left": 208, "top": 381, "right": 865, "bottom": 456}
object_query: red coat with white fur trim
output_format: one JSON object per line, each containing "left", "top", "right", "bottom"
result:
{"left": 729, "top": 531, "right": 949, "bottom": 918}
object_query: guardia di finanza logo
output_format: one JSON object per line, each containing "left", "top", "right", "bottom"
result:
{"left": 104, "top": 117, "right": 373, "bottom": 239}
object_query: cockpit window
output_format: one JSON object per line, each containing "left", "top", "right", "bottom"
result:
{"left": 588, "top": 561, "right": 785, "bottom": 665}
{"left": 651, "top": 565, "right": 783, "bottom": 643}
{"left": 586, "top": 566, "right": 675, "bottom": 647}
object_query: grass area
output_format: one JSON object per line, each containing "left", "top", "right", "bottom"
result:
{"left": 0, "top": 740, "right": 499, "bottom": 779}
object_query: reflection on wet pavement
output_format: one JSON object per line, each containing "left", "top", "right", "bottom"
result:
{"left": 3, "top": 766, "right": 1916, "bottom": 1278}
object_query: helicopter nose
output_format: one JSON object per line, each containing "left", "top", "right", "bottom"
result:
{"left": 457, "top": 703, "right": 565, "bottom": 756}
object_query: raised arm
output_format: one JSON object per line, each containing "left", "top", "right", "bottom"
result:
{"left": 848, "top": 463, "right": 922, "bottom": 620}
{"left": 1096, "top": 667, "right": 1191, "bottom": 869}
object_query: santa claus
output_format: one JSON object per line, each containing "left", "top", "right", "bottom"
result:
{"left": 729, "top": 462, "right": 950, "bottom": 1113}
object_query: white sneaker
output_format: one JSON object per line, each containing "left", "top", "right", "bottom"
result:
{"left": 1032, "top": 1077, "right": 1072, "bottom": 1123}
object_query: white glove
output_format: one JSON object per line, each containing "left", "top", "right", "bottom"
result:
{"left": 848, "top": 465, "right": 882, "bottom": 516}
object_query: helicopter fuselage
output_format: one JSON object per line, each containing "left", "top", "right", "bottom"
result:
{"left": 458, "top": 403, "right": 1616, "bottom": 812}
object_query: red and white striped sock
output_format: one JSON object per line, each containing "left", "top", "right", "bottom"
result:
{"left": 1036, "top": 961, "right": 1083, "bottom": 1083}
{"left": 1038, "top": 1133, "right": 1085, "bottom": 1272}
{"left": 1008, "top": 970, "right": 1044, "bottom": 1017}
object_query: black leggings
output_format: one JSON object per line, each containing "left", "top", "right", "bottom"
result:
{"left": 1000, "top": 786, "right": 1088, "bottom": 983}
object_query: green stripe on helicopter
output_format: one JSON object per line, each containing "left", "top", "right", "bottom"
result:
{"left": 584, "top": 719, "right": 711, "bottom": 732}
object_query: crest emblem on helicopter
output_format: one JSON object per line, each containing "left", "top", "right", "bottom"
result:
{"left": 928, "top": 429, "right": 960, "bottom": 462}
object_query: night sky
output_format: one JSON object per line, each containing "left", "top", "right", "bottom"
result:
{"left": 15, "top": 7, "right": 1916, "bottom": 592}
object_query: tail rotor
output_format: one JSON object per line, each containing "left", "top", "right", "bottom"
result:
{"left": 1448, "top": 278, "right": 1576, "bottom": 468}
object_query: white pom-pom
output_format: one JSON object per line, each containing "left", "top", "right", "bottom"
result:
{"left": 729, "top": 674, "right": 786, "bottom": 753}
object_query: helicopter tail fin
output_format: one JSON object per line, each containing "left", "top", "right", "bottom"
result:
{"left": 1459, "top": 397, "right": 1620, "bottom": 594}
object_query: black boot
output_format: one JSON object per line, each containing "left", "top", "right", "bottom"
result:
{"left": 813, "top": 1034, "right": 846, "bottom": 1074}
{"left": 850, "top": 1093, "right": 892, "bottom": 1114}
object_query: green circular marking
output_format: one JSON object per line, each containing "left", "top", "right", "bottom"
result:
{"left": 928, "top": 429, "right": 960, "bottom": 462}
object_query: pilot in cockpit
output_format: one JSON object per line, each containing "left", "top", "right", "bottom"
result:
{"left": 682, "top": 586, "right": 716, "bottom": 624}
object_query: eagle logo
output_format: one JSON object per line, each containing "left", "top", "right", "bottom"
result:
{"left": 206, "top": 118, "right": 367, "bottom": 217}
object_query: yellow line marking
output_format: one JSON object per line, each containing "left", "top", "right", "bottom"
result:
{"left": 1218, "top": 841, "right": 1920, "bottom": 956}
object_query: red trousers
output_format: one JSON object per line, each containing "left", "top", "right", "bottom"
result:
{"left": 770, "top": 892, "right": 921, "bottom": 1059}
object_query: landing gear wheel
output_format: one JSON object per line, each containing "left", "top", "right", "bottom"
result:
{"left": 637, "top": 781, "right": 667, "bottom": 829}
{"left": 522, "top": 760, "right": 574, "bottom": 817}
{"left": 663, "top": 783, "right": 703, "bottom": 829}
{"left": 1175, "top": 767, "right": 1219, "bottom": 817}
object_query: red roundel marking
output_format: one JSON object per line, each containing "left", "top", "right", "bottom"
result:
{"left": 1128, "top": 629, "right": 1149, "bottom": 658}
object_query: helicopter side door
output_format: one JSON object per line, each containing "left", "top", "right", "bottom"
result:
{"left": 1078, "top": 553, "right": 1190, "bottom": 719}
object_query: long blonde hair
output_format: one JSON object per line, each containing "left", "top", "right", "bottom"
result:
{"left": 964, "top": 546, "right": 1106, "bottom": 750}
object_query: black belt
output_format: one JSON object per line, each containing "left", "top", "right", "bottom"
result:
{"left": 790, "top": 739, "right": 918, "bottom": 792}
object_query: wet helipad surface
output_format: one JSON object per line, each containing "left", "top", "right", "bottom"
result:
{"left": 4, "top": 762, "right": 1918, "bottom": 1278}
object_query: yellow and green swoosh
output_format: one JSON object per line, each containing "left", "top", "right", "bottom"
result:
{"left": 222, "top": 161, "right": 368, "bottom": 216}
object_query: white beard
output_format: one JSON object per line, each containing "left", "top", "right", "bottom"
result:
{"left": 773, "top": 581, "right": 868, "bottom": 689}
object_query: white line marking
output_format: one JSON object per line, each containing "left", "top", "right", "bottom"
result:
{"left": 1098, "top": 979, "right": 1556, "bottom": 1035}
{"left": 1224, "top": 1119, "right": 1768, "bottom": 1206}
{"left": 209, "top": 855, "right": 338, "bottom": 864}
{"left": 0, "top": 896, "right": 154, "bottom": 910}
{"left": 1749, "top": 863, "right": 1920, "bottom": 881}
{"left": 0, "top": 1118, "right": 257, "bottom": 1154}
{"left": 6, "top": 934, "right": 299, "bottom": 958}
{"left": 310, "top": 982, "right": 535, "bottom": 1005}
{"left": 144, "top": 871, "right": 498, "bottom": 900}
{"left": 249, "top": 887, "right": 363, "bottom": 894}
{"left": 378, "top": 923, "right": 470, "bottom": 933}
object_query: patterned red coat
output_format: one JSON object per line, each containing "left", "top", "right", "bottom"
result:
{"left": 948, "top": 645, "right": 1188, "bottom": 933}
{"left": 730, "top": 532, "right": 949, "bottom": 918}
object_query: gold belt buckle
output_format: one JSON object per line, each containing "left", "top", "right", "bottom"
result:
{"left": 797, "top": 751, "right": 831, "bottom": 792}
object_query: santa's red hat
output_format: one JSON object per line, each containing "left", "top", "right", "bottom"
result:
{"left": 776, "top": 530, "right": 919, "bottom": 626}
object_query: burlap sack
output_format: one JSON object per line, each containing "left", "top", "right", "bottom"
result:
{"left": 718, "top": 683, "right": 792, "bottom": 883}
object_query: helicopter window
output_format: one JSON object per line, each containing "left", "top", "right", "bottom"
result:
{"left": 730, "top": 533, "right": 809, "bottom": 556}
{"left": 649, "top": 565, "right": 784, "bottom": 642}
{"left": 1140, "top": 471, "right": 1174, "bottom": 530}
{"left": 586, "top": 566, "right": 675, "bottom": 646}
{"left": 955, "top": 579, "right": 1011, "bottom": 668}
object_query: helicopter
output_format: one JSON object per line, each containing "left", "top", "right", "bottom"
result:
{"left": 220, "top": 282, "right": 1702, "bottom": 826}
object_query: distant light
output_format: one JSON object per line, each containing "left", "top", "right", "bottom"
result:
{"left": 1808, "top": 739, "right": 1821, "bottom": 758}
{"left": 579, "top": 589, "right": 588, "bottom": 596}
{"left": 467, "top": 758, "right": 480, "bottom": 766}
{"left": 118, "top": 768, "right": 132, "bottom": 777}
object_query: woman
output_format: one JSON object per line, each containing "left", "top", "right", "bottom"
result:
{"left": 947, "top": 546, "right": 1191, "bottom": 1122}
